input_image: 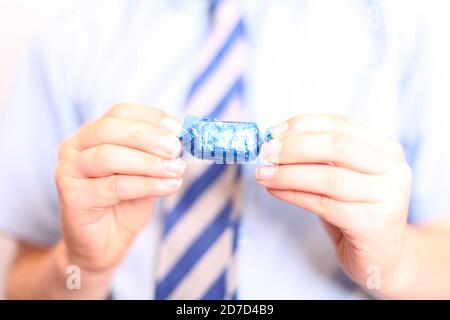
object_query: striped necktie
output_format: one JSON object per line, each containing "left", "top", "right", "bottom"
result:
{"left": 154, "top": 0, "right": 247, "bottom": 300}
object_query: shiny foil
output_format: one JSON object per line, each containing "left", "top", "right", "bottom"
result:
{"left": 180, "top": 115, "right": 269, "bottom": 164}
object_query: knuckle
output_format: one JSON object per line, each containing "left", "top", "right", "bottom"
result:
{"left": 57, "top": 139, "right": 70, "bottom": 161}
{"left": 108, "top": 103, "right": 125, "bottom": 116}
{"left": 56, "top": 176, "right": 77, "bottom": 203}
{"left": 76, "top": 120, "right": 93, "bottom": 144}
{"left": 60, "top": 189, "right": 77, "bottom": 205}
{"left": 81, "top": 120, "right": 94, "bottom": 130}
{"left": 398, "top": 163, "right": 413, "bottom": 185}
{"left": 129, "top": 123, "right": 147, "bottom": 142}
{"left": 94, "top": 117, "right": 114, "bottom": 140}
{"left": 392, "top": 142, "right": 406, "bottom": 159}
{"left": 405, "top": 165, "right": 413, "bottom": 183}
{"left": 389, "top": 160, "right": 413, "bottom": 187}
{"left": 107, "top": 175, "right": 123, "bottom": 195}
{"left": 332, "top": 114, "right": 349, "bottom": 130}
{"left": 329, "top": 132, "right": 341, "bottom": 148}
{"left": 284, "top": 115, "right": 303, "bottom": 131}
{"left": 324, "top": 167, "right": 339, "bottom": 195}
{"left": 318, "top": 194, "right": 332, "bottom": 210}
{"left": 56, "top": 140, "right": 79, "bottom": 176}
{"left": 329, "top": 133, "right": 353, "bottom": 159}
{"left": 58, "top": 132, "right": 80, "bottom": 160}
{"left": 54, "top": 168, "right": 65, "bottom": 187}
{"left": 290, "top": 115, "right": 302, "bottom": 126}
{"left": 146, "top": 106, "right": 159, "bottom": 115}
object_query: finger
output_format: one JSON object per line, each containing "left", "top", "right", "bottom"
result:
{"left": 65, "top": 175, "right": 183, "bottom": 208}
{"left": 261, "top": 133, "right": 391, "bottom": 174}
{"left": 105, "top": 104, "right": 182, "bottom": 135}
{"left": 73, "top": 144, "right": 186, "bottom": 178}
{"left": 74, "top": 117, "right": 182, "bottom": 159}
{"left": 256, "top": 164, "right": 384, "bottom": 202}
{"left": 267, "top": 188, "right": 368, "bottom": 230}
{"left": 270, "top": 114, "right": 404, "bottom": 158}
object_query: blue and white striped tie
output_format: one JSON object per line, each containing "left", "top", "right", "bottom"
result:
{"left": 154, "top": 0, "right": 247, "bottom": 300}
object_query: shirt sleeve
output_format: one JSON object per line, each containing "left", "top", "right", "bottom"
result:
{"left": 398, "top": 11, "right": 450, "bottom": 224}
{"left": 409, "top": 102, "right": 450, "bottom": 224}
{"left": 0, "top": 22, "right": 84, "bottom": 246}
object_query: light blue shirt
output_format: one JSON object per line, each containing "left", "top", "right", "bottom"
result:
{"left": 1, "top": 0, "right": 450, "bottom": 299}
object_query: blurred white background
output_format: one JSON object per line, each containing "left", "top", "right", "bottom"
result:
{"left": 0, "top": 0, "right": 74, "bottom": 299}
{"left": 0, "top": 0, "right": 449, "bottom": 300}
{"left": 0, "top": 0, "right": 75, "bottom": 107}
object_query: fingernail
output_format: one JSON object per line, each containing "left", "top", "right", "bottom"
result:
{"left": 164, "top": 159, "right": 186, "bottom": 175}
{"left": 159, "top": 135, "right": 181, "bottom": 157}
{"left": 270, "top": 122, "right": 289, "bottom": 137}
{"left": 161, "top": 117, "right": 182, "bottom": 135}
{"left": 261, "top": 140, "right": 282, "bottom": 162}
{"left": 164, "top": 178, "right": 182, "bottom": 188}
{"left": 256, "top": 166, "right": 278, "bottom": 181}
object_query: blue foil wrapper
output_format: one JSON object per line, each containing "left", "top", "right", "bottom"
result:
{"left": 180, "top": 115, "right": 270, "bottom": 164}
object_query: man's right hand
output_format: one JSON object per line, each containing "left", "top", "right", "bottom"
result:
{"left": 55, "top": 104, "right": 186, "bottom": 273}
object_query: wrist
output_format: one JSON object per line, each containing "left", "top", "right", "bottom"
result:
{"left": 374, "top": 226, "right": 418, "bottom": 298}
{"left": 54, "top": 241, "right": 114, "bottom": 298}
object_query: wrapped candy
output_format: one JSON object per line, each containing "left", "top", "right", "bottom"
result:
{"left": 179, "top": 115, "right": 271, "bottom": 164}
